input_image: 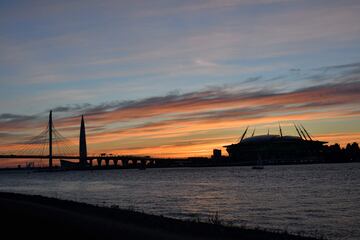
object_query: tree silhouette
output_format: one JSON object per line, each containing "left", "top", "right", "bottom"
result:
{"left": 324, "top": 142, "right": 360, "bottom": 162}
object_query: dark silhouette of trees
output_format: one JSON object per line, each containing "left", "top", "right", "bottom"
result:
{"left": 345, "top": 142, "right": 360, "bottom": 161}
{"left": 323, "top": 142, "right": 360, "bottom": 162}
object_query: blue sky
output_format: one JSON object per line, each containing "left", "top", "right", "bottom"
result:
{"left": 1, "top": 0, "right": 360, "bottom": 160}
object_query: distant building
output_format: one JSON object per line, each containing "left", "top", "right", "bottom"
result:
{"left": 224, "top": 124, "right": 327, "bottom": 165}
{"left": 212, "top": 149, "right": 222, "bottom": 160}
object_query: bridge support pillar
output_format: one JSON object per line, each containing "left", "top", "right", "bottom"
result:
{"left": 97, "top": 159, "right": 102, "bottom": 167}
{"left": 88, "top": 159, "right": 93, "bottom": 167}
{"left": 113, "top": 159, "right": 118, "bottom": 166}
{"left": 105, "top": 159, "right": 110, "bottom": 167}
{"left": 122, "top": 160, "right": 128, "bottom": 167}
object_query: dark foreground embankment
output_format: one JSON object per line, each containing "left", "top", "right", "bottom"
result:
{"left": 0, "top": 192, "right": 319, "bottom": 240}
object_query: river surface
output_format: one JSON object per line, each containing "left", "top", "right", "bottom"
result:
{"left": 0, "top": 163, "right": 359, "bottom": 240}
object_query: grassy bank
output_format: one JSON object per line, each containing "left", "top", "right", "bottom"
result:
{"left": 0, "top": 192, "right": 321, "bottom": 240}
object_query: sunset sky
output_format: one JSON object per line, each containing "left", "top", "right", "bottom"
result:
{"left": 1, "top": 0, "right": 360, "bottom": 165}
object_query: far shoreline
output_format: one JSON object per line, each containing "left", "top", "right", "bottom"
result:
{"left": 0, "top": 159, "right": 358, "bottom": 173}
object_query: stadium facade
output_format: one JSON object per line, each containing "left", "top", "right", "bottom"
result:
{"left": 224, "top": 124, "right": 327, "bottom": 165}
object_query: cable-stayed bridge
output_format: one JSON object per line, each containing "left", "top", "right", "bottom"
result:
{"left": 0, "top": 111, "right": 181, "bottom": 169}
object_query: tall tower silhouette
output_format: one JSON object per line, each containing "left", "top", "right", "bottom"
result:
{"left": 49, "top": 110, "right": 53, "bottom": 168}
{"left": 79, "top": 115, "right": 87, "bottom": 166}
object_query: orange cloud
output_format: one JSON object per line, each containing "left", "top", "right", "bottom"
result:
{"left": 1, "top": 79, "right": 360, "bottom": 164}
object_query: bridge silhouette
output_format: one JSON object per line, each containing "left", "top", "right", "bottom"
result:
{"left": 0, "top": 111, "right": 184, "bottom": 169}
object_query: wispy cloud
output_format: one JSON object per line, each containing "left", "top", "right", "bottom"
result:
{"left": 2, "top": 0, "right": 359, "bottom": 89}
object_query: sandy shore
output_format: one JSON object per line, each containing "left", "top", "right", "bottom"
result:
{"left": 0, "top": 192, "right": 319, "bottom": 240}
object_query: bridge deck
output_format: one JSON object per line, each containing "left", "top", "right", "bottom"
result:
{"left": 0, "top": 154, "right": 187, "bottom": 162}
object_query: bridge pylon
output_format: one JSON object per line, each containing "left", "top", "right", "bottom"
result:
{"left": 79, "top": 115, "right": 87, "bottom": 167}
{"left": 49, "top": 110, "right": 53, "bottom": 168}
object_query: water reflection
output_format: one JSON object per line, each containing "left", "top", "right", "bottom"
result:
{"left": 0, "top": 163, "right": 359, "bottom": 240}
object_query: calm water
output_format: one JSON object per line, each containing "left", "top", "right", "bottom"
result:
{"left": 0, "top": 163, "right": 359, "bottom": 240}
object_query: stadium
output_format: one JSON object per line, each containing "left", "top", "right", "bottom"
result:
{"left": 224, "top": 124, "right": 327, "bottom": 165}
